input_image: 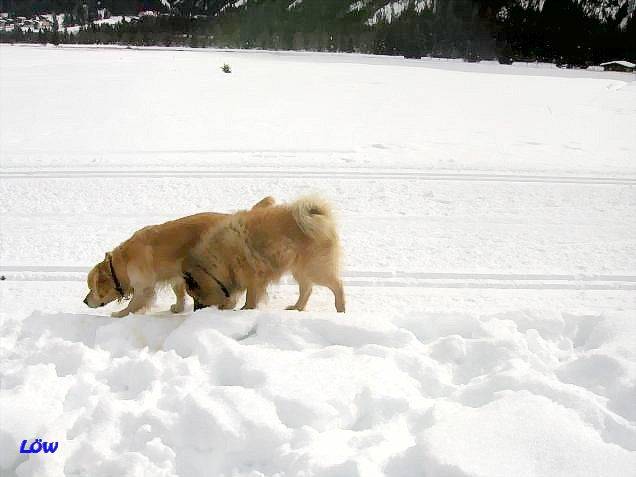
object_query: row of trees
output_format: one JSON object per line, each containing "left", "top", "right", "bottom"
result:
{"left": 498, "top": 1, "right": 635, "bottom": 65}
{"left": 1, "top": 0, "right": 634, "bottom": 66}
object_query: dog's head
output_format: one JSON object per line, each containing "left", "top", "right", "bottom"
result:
{"left": 83, "top": 253, "right": 122, "bottom": 308}
{"left": 182, "top": 254, "right": 238, "bottom": 311}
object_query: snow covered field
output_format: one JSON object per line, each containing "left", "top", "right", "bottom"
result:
{"left": 1, "top": 44, "right": 635, "bottom": 476}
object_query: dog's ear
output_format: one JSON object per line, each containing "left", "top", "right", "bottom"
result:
{"left": 252, "top": 196, "right": 275, "bottom": 209}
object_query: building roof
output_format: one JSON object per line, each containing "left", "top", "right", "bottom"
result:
{"left": 600, "top": 60, "right": 635, "bottom": 68}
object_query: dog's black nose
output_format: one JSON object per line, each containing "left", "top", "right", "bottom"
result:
{"left": 193, "top": 299, "right": 207, "bottom": 311}
{"left": 83, "top": 297, "right": 88, "bottom": 305}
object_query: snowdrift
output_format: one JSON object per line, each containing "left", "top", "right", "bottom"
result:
{"left": 2, "top": 309, "right": 635, "bottom": 476}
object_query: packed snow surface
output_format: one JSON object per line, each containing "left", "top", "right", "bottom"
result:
{"left": 1, "top": 45, "right": 635, "bottom": 477}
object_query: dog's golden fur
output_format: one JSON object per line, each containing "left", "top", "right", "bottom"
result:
{"left": 84, "top": 196, "right": 276, "bottom": 317}
{"left": 182, "top": 196, "right": 345, "bottom": 312}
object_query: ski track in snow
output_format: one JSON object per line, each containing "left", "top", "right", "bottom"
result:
{"left": 2, "top": 167, "right": 635, "bottom": 185}
{"left": 3, "top": 266, "right": 636, "bottom": 291}
{"left": 1, "top": 45, "right": 635, "bottom": 477}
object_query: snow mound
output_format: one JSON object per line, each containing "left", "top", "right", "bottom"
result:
{"left": 2, "top": 309, "right": 635, "bottom": 476}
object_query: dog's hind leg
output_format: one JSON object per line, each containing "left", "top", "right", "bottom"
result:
{"left": 313, "top": 275, "right": 345, "bottom": 313}
{"left": 286, "top": 275, "right": 313, "bottom": 311}
{"left": 304, "top": 251, "right": 345, "bottom": 313}
{"left": 111, "top": 287, "right": 155, "bottom": 318}
{"left": 171, "top": 280, "right": 186, "bottom": 313}
{"left": 326, "top": 278, "right": 345, "bottom": 313}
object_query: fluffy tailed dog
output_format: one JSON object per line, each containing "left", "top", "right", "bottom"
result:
{"left": 84, "top": 196, "right": 275, "bottom": 317}
{"left": 182, "top": 196, "right": 345, "bottom": 312}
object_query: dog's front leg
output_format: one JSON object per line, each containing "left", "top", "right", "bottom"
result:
{"left": 170, "top": 281, "right": 186, "bottom": 313}
{"left": 111, "top": 287, "right": 154, "bottom": 318}
{"left": 241, "top": 282, "right": 267, "bottom": 310}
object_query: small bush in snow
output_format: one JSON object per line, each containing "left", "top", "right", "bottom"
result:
{"left": 221, "top": 64, "right": 232, "bottom": 74}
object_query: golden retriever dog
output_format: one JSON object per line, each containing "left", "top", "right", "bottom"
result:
{"left": 182, "top": 196, "right": 345, "bottom": 313}
{"left": 84, "top": 196, "right": 275, "bottom": 317}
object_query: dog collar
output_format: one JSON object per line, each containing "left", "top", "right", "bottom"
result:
{"left": 196, "top": 265, "right": 231, "bottom": 298}
{"left": 108, "top": 254, "right": 125, "bottom": 297}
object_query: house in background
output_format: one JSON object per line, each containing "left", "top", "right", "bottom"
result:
{"left": 600, "top": 61, "right": 635, "bottom": 72}
{"left": 36, "top": 16, "right": 53, "bottom": 29}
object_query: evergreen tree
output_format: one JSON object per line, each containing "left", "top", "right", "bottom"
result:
{"left": 52, "top": 11, "right": 60, "bottom": 45}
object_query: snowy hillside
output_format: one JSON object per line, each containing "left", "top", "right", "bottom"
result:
{"left": 159, "top": 0, "right": 636, "bottom": 23}
{"left": 574, "top": 0, "right": 636, "bottom": 21}
{"left": 361, "top": 0, "right": 636, "bottom": 24}
{"left": 1, "top": 45, "right": 635, "bottom": 476}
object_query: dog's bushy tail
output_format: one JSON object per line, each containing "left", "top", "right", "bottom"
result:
{"left": 291, "top": 195, "right": 339, "bottom": 243}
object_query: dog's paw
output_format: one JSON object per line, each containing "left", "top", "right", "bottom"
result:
{"left": 170, "top": 304, "right": 184, "bottom": 313}
{"left": 111, "top": 310, "right": 129, "bottom": 318}
{"left": 285, "top": 305, "right": 298, "bottom": 311}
